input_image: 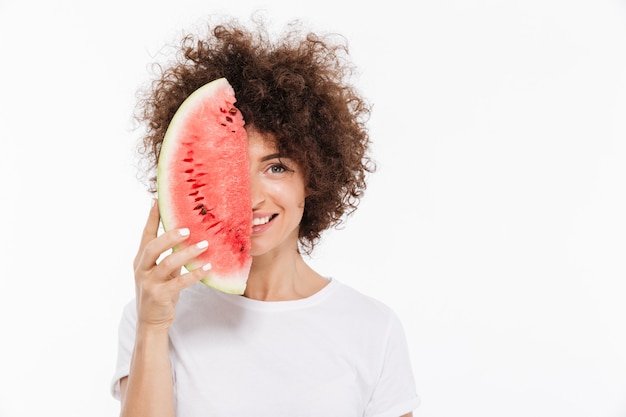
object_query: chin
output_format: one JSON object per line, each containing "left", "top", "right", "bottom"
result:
{"left": 249, "top": 236, "right": 299, "bottom": 258}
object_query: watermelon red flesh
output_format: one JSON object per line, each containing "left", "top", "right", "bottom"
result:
{"left": 157, "top": 78, "right": 252, "bottom": 295}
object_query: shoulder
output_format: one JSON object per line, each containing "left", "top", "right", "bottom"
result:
{"left": 331, "top": 280, "right": 394, "bottom": 313}
{"left": 327, "top": 279, "right": 403, "bottom": 331}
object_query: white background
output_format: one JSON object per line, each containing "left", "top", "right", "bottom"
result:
{"left": 1, "top": 0, "right": 625, "bottom": 416}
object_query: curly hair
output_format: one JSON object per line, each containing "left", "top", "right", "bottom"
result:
{"left": 135, "top": 17, "right": 375, "bottom": 252}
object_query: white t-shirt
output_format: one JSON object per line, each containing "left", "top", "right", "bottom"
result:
{"left": 111, "top": 278, "right": 420, "bottom": 417}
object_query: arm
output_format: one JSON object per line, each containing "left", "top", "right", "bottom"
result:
{"left": 119, "top": 200, "right": 209, "bottom": 417}
{"left": 119, "top": 325, "right": 174, "bottom": 417}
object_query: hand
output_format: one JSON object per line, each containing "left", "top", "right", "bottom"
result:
{"left": 132, "top": 199, "right": 211, "bottom": 330}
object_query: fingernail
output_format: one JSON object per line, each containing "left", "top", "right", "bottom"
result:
{"left": 202, "top": 262, "right": 212, "bottom": 271}
{"left": 151, "top": 198, "right": 157, "bottom": 208}
{"left": 196, "top": 240, "right": 209, "bottom": 249}
{"left": 178, "top": 228, "right": 190, "bottom": 237}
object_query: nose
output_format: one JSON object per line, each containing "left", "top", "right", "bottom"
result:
{"left": 250, "top": 172, "right": 264, "bottom": 210}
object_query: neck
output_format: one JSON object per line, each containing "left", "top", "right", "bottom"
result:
{"left": 243, "top": 248, "right": 327, "bottom": 301}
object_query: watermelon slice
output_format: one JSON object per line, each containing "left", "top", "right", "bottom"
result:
{"left": 157, "top": 78, "right": 252, "bottom": 295}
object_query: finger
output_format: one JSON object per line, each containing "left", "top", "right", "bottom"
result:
{"left": 136, "top": 227, "right": 191, "bottom": 273}
{"left": 139, "top": 198, "right": 160, "bottom": 251}
{"left": 167, "top": 260, "right": 212, "bottom": 292}
{"left": 153, "top": 239, "right": 209, "bottom": 280}
{"left": 133, "top": 199, "right": 160, "bottom": 270}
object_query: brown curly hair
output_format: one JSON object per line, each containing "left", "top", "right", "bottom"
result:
{"left": 135, "top": 17, "right": 375, "bottom": 252}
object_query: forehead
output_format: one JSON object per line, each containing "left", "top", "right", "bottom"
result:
{"left": 247, "top": 128, "right": 279, "bottom": 155}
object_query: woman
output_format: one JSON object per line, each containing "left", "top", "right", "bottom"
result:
{"left": 112, "top": 16, "right": 419, "bottom": 417}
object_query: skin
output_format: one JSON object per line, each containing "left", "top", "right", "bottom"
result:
{"left": 244, "top": 129, "right": 328, "bottom": 300}
{"left": 119, "top": 129, "right": 412, "bottom": 417}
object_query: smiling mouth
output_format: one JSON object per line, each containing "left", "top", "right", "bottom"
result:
{"left": 252, "top": 214, "right": 278, "bottom": 226}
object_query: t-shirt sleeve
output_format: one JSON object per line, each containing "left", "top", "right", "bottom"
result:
{"left": 110, "top": 300, "right": 137, "bottom": 401}
{"left": 365, "top": 310, "right": 420, "bottom": 417}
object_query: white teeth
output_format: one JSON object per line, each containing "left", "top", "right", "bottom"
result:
{"left": 252, "top": 215, "right": 273, "bottom": 226}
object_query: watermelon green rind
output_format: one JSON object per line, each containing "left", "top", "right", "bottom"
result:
{"left": 156, "top": 77, "right": 252, "bottom": 295}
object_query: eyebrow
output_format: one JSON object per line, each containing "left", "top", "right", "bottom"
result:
{"left": 260, "top": 153, "right": 282, "bottom": 162}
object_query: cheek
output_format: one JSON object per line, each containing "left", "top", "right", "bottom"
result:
{"left": 291, "top": 191, "right": 306, "bottom": 212}
{"left": 269, "top": 178, "right": 307, "bottom": 207}
{"left": 295, "top": 183, "right": 307, "bottom": 210}
{"left": 298, "top": 187, "right": 306, "bottom": 209}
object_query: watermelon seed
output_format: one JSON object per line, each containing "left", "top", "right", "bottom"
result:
{"left": 184, "top": 168, "right": 194, "bottom": 173}
{"left": 194, "top": 203, "right": 210, "bottom": 216}
{"left": 189, "top": 190, "right": 199, "bottom": 196}
{"left": 225, "top": 116, "right": 233, "bottom": 123}
{"left": 229, "top": 108, "right": 237, "bottom": 115}
{"left": 183, "top": 158, "right": 193, "bottom": 162}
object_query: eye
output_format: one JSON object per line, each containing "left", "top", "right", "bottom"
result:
{"left": 269, "top": 164, "right": 287, "bottom": 174}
